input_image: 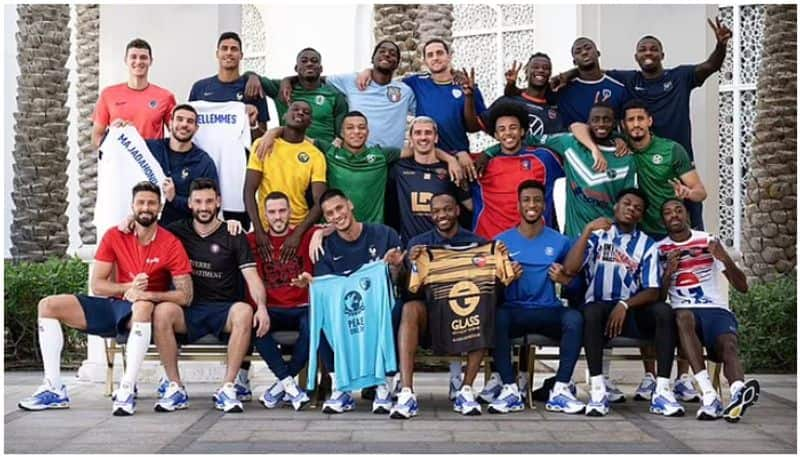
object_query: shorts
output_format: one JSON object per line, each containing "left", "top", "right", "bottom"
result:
{"left": 179, "top": 301, "right": 235, "bottom": 344}
{"left": 684, "top": 307, "right": 739, "bottom": 362}
{"left": 76, "top": 295, "right": 133, "bottom": 338}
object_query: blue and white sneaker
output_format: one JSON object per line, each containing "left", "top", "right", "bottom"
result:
{"left": 322, "top": 391, "right": 355, "bottom": 414}
{"left": 453, "top": 385, "right": 482, "bottom": 416}
{"left": 488, "top": 384, "right": 524, "bottom": 414}
{"left": 650, "top": 389, "right": 686, "bottom": 417}
{"left": 214, "top": 382, "right": 244, "bottom": 413}
{"left": 585, "top": 391, "right": 610, "bottom": 417}
{"left": 157, "top": 376, "right": 169, "bottom": 399}
{"left": 112, "top": 384, "right": 137, "bottom": 416}
{"left": 18, "top": 381, "right": 70, "bottom": 411}
{"left": 286, "top": 388, "right": 310, "bottom": 411}
{"left": 390, "top": 373, "right": 402, "bottom": 400}
{"left": 604, "top": 376, "right": 625, "bottom": 403}
{"left": 390, "top": 388, "right": 419, "bottom": 419}
{"left": 259, "top": 383, "right": 285, "bottom": 409}
{"left": 673, "top": 374, "right": 701, "bottom": 402}
{"left": 448, "top": 373, "right": 463, "bottom": 401}
{"left": 478, "top": 372, "right": 502, "bottom": 404}
{"left": 696, "top": 395, "right": 723, "bottom": 420}
{"left": 154, "top": 382, "right": 189, "bottom": 412}
{"left": 634, "top": 373, "right": 656, "bottom": 401}
{"left": 372, "top": 383, "right": 392, "bottom": 414}
{"left": 723, "top": 379, "right": 760, "bottom": 423}
{"left": 545, "top": 385, "right": 585, "bottom": 414}
{"left": 516, "top": 372, "right": 529, "bottom": 402}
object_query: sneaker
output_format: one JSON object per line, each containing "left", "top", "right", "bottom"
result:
{"left": 18, "top": 382, "right": 70, "bottom": 411}
{"left": 258, "top": 382, "right": 285, "bottom": 409}
{"left": 372, "top": 383, "right": 392, "bottom": 414}
{"left": 212, "top": 374, "right": 253, "bottom": 403}
{"left": 605, "top": 376, "right": 626, "bottom": 403}
{"left": 286, "top": 389, "right": 310, "bottom": 412}
{"left": 322, "top": 391, "right": 355, "bottom": 414}
{"left": 696, "top": 395, "right": 723, "bottom": 420}
{"left": 478, "top": 372, "right": 502, "bottom": 404}
{"left": 673, "top": 374, "right": 701, "bottom": 402}
{"left": 585, "top": 391, "right": 610, "bottom": 417}
{"left": 214, "top": 383, "right": 244, "bottom": 413}
{"left": 453, "top": 386, "right": 482, "bottom": 416}
{"left": 634, "top": 373, "right": 656, "bottom": 401}
{"left": 154, "top": 382, "right": 189, "bottom": 412}
{"left": 516, "top": 372, "right": 529, "bottom": 402}
{"left": 723, "top": 379, "right": 760, "bottom": 423}
{"left": 390, "top": 388, "right": 419, "bottom": 419}
{"left": 157, "top": 376, "right": 169, "bottom": 399}
{"left": 448, "top": 373, "right": 463, "bottom": 401}
{"left": 112, "top": 385, "right": 136, "bottom": 416}
{"left": 390, "top": 373, "right": 402, "bottom": 400}
{"left": 650, "top": 389, "right": 686, "bottom": 417}
{"left": 545, "top": 386, "right": 585, "bottom": 414}
{"left": 488, "top": 384, "right": 524, "bottom": 414}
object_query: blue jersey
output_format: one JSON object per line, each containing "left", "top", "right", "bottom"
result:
{"left": 315, "top": 223, "right": 402, "bottom": 276}
{"left": 189, "top": 75, "right": 269, "bottom": 122}
{"left": 404, "top": 74, "right": 487, "bottom": 153}
{"left": 307, "top": 261, "right": 396, "bottom": 391}
{"left": 607, "top": 66, "right": 699, "bottom": 159}
{"left": 482, "top": 94, "right": 565, "bottom": 136}
{"left": 496, "top": 227, "right": 571, "bottom": 309}
{"left": 556, "top": 74, "right": 629, "bottom": 127}
{"left": 407, "top": 227, "right": 485, "bottom": 249}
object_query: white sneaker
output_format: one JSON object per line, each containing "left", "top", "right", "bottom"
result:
{"left": 516, "top": 372, "right": 529, "bottom": 401}
{"left": 112, "top": 383, "right": 136, "bottom": 416}
{"left": 453, "top": 385, "right": 482, "bottom": 416}
{"left": 604, "top": 376, "right": 626, "bottom": 403}
{"left": 390, "top": 388, "right": 419, "bottom": 419}
{"left": 650, "top": 388, "right": 686, "bottom": 417}
{"left": 585, "top": 389, "right": 610, "bottom": 417}
{"left": 545, "top": 384, "right": 585, "bottom": 414}
{"left": 372, "top": 383, "right": 392, "bottom": 414}
{"left": 478, "top": 372, "right": 502, "bottom": 403}
{"left": 214, "top": 382, "right": 244, "bottom": 413}
{"left": 487, "top": 384, "right": 524, "bottom": 414}
{"left": 634, "top": 373, "right": 656, "bottom": 401}
{"left": 448, "top": 373, "right": 463, "bottom": 401}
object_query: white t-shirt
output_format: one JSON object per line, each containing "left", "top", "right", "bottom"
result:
{"left": 655, "top": 230, "right": 728, "bottom": 310}
{"left": 94, "top": 126, "right": 167, "bottom": 234}
{"left": 189, "top": 100, "right": 251, "bottom": 212}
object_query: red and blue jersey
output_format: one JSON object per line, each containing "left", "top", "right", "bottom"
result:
{"left": 470, "top": 146, "right": 564, "bottom": 240}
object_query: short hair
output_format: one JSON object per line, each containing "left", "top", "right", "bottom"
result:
{"left": 172, "top": 103, "right": 197, "bottom": 119}
{"left": 264, "top": 191, "right": 290, "bottom": 205}
{"left": 217, "top": 32, "right": 242, "bottom": 49}
{"left": 589, "top": 101, "right": 616, "bottom": 117}
{"left": 342, "top": 110, "right": 368, "bottom": 125}
{"left": 296, "top": 47, "right": 321, "bottom": 60}
{"left": 188, "top": 177, "right": 219, "bottom": 196}
{"left": 409, "top": 116, "right": 439, "bottom": 135}
{"left": 622, "top": 98, "right": 652, "bottom": 117}
{"left": 660, "top": 198, "right": 685, "bottom": 213}
{"left": 517, "top": 179, "right": 545, "bottom": 199}
{"left": 616, "top": 187, "right": 649, "bottom": 211}
{"left": 422, "top": 38, "right": 450, "bottom": 55}
{"left": 319, "top": 188, "right": 348, "bottom": 208}
{"left": 637, "top": 35, "right": 663, "bottom": 50}
{"left": 371, "top": 40, "right": 401, "bottom": 60}
{"left": 571, "top": 36, "right": 597, "bottom": 51}
{"left": 430, "top": 192, "right": 457, "bottom": 205}
{"left": 526, "top": 52, "right": 551, "bottom": 65}
{"left": 290, "top": 99, "right": 312, "bottom": 109}
{"left": 488, "top": 100, "right": 529, "bottom": 134}
{"left": 125, "top": 38, "right": 152, "bottom": 58}
{"left": 132, "top": 180, "right": 160, "bottom": 199}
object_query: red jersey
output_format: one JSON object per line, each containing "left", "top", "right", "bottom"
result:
{"left": 95, "top": 226, "right": 192, "bottom": 297}
{"left": 247, "top": 227, "right": 316, "bottom": 309}
{"left": 93, "top": 83, "right": 176, "bottom": 140}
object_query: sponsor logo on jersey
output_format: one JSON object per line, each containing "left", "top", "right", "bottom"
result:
{"left": 386, "top": 86, "right": 402, "bottom": 103}
{"left": 652, "top": 154, "right": 664, "bottom": 165}
{"left": 297, "top": 152, "right": 310, "bottom": 163}
{"left": 451, "top": 88, "right": 463, "bottom": 99}
{"left": 545, "top": 246, "right": 555, "bottom": 256}
{"left": 527, "top": 114, "right": 545, "bottom": 136}
{"left": 203, "top": 91, "right": 214, "bottom": 97}
{"left": 115, "top": 101, "right": 127, "bottom": 106}
{"left": 471, "top": 254, "right": 487, "bottom": 267}
{"left": 435, "top": 168, "right": 448, "bottom": 180}
{"left": 315, "top": 95, "right": 325, "bottom": 106}
{"left": 606, "top": 168, "right": 618, "bottom": 179}
{"left": 148, "top": 99, "right": 158, "bottom": 109}
{"left": 145, "top": 257, "right": 160, "bottom": 264}
{"left": 448, "top": 281, "right": 481, "bottom": 317}
{"left": 634, "top": 85, "right": 646, "bottom": 92}
{"left": 181, "top": 168, "right": 190, "bottom": 180}
{"left": 343, "top": 290, "right": 366, "bottom": 334}
{"left": 197, "top": 113, "right": 238, "bottom": 125}
{"left": 236, "top": 92, "right": 244, "bottom": 101}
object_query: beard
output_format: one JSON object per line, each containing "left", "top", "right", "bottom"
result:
{"left": 134, "top": 211, "right": 158, "bottom": 227}
{"left": 192, "top": 208, "right": 218, "bottom": 224}
{"left": 269, "top": 220, "right": 288, "bottom": 235}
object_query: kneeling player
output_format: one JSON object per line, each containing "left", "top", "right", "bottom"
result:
{"left": 657, "top": 199, "right": 759, "bottom": 422}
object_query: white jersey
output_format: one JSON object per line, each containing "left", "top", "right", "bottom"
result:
{"left": 94, "top": 126, "right": 167, "bottom": 234}
{"left": 655, "top": 230, "right": 728, "bottom": 310}
{"left": 189, "top": 100, "right": 251, "bottom": 212}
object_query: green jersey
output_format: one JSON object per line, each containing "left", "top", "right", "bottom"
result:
{"left": 262, "top": 78, "right": 348, "bottom": 143}
{"left": 316, "top": 139, "right": 401, "bottom": 223}
{"left": 633, "top": 135, "right": 694, "bottom": 236}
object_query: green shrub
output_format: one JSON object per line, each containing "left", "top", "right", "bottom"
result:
{"left": 731, "top": 273, "right": 796, "bottom": 373}
{"left": 4, "top": 257, "right": 89, "bottom": 369}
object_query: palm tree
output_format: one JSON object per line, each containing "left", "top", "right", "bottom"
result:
{"left": 373, "top": 4, "right": 454, "bottom": 75}
{"left": 75, "top": 4, "right": 99, "bottom": 245}
{"left": 741, "top": 4, "right": 797, "bottom": 284}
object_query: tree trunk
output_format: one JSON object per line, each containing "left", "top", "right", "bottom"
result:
{"left": 11, "top": 5, "right": 71, "bottom": 261}
{"left": 75, "top": 4, "right": 99, "bottom": 245}
{"left": 741, "top": 4, "right": 797, "bottom": 284}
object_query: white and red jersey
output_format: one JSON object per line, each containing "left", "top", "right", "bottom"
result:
{"left": 655, "top": 230, "right": 728, "bottom": 310}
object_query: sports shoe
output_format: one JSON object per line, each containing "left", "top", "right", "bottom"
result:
{"left": 212, "top": 373, "right": 252, "bottom": 403}
{"left": 214, "top": 382, "right": 244, "bottom": 413}
{"left": 390, "top": 388, "right": 419, "bottom": 419}
{"left": 723, "top": 379, "right": 760, "bottom": 423}
{"left": 634, "top": 373, "right": 656, "bottom": 401}
{"left": 545, "top": 385, "right": 585, "bottom": 414}
{"left": 696, "top": 395, "right": 723, "bottom": 420}
{"left": 448, "top": 373, "right": 463, "bottom": 401}
{"left": 112, "top": 384, "right": 136, "bottom": 416}
{"left": 372, "top": 383, "right": 392, "bottom": 414}
{"left": 258, "top": 382, "right": 285, "bottom": 409}
{"left": 390, "top": 373, "right": 402, "bottom": 400}
{"left": 488, "top": 384, "right": 524, "bottom": 414}
{"left": 453, "top": 385, "right": 482, "bottom": 416}
{"left": 585, "top": 391, "right": 609, "bottom": 417}
{"left": 322, "top": 391, "right": 355, "bottom": 414}
{"left": 157, "top": 376, "right": 169, "bottom": 399}
{"left": 650, "top": 389, "right": 686, "bottom": 417}
{"left": 516, "top": 372, "right": 529, "bottom": 402}
{"left": 154, "top": 382, "right": 189, "bottom": 412}
{"left": 605, "top": 376, "right": 626, "bottom": 403}
{"left": 286, "top": 388, "right": 310, "bottom": 411}
{"left": 673, "top": 374, "right": 701, "bottom": 402}
{"left": 18, "top": 382, "right": 70, "bottom": 411}
{"left": 478, "top": 372, "right": 502, "bottom": 404}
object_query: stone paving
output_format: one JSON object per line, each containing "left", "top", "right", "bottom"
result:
{"left": 4, "top": 362, "right": 796, "bottom": 454}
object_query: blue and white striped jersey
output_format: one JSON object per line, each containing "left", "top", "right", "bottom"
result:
{"left": 582, "top": 224, "right": 661, "bottom": 303}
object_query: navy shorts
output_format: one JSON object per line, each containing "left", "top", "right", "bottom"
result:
{"left": 76, "top": 295, "right": 133, "bottom": 338}
{"left": 684, "top": 307, "right": 739, "bottom": 361}
{"left": 180, "top": 302, "right": 236, "bottom": 344}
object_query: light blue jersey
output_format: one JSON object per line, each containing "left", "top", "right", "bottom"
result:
{"left": 307, "top": 261, "right": 397, "bottom": 392}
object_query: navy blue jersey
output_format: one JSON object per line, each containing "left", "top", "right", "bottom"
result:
{"left": 189, "top": 75, "right": 269, "bottom": 123}
{"left": 556, "top": 74, "right": 629, "bottom": 127}
{"left": 315, "top": 223, "right": 402, "bottom": 276}
{"left": 482, "top": 94, "right": 565, "bottom": 136}
{"left": 407, "top": 227, "right": 486, "bottom": 249}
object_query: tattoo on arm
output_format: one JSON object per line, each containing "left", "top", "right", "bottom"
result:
{"left": 173, "top": 275, "right": 194, "bottom": 306}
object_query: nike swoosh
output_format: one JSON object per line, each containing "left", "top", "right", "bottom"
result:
{"left": 509, "top": 251, "right": 521, "bottom": 257}
{"left": 333, "top": 256, "right": 343, "bottom": 261}
{"left": 203, "top": 91, "right": 213, "bottom": 96}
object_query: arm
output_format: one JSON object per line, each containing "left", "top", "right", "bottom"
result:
{"left": 550, "top": 68, "right": 578, "bottom": 92}
{"left": 126, "top": 274, "right": 193, "bottom": 306}
{"left": 709, "top": 239, "right": 748, "bottom": 293}
{"left": 563, "top": 217, "right": 612, "bottom": 276}
{"left": 433, "top": 148, "right": 464, "bottom": 185}
{"left": 694, "top": 17, "right": 733, "bottom": 86}
{"left": 675, "top": 170, "right": 707, "bottom": 202}
{"left": 280, "top": 181, "right": 327, "bottom": 263}
{"left": 460, "top": 68, "right": 482, "bottom": 133}
{"left": 91, "top": 121, "right": 108, "bottom": 150}
{"left": 568, "top": 122, "right": 607, "bottom": 172}
{"left": 90, "top": 260, "right": 133, "bottom": 297}
{"left": 242, "top": 267, "right": 270, "bottom": 337}
{"left": 659, "top": 250, "right": 680, "bottom": 301}
{"left": 244, "top": 168, "right": 273, "bottom": 262}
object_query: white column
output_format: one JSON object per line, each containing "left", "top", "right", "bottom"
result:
{"left": 76, "top": 244, "right": 108, "bottom": 383}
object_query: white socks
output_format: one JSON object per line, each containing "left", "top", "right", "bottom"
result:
{"left": 281, "top": 376, "right": 299, "bottom": 397}
{"left": 38, "top": 318, "right": 63, "bottom": 388}
{"left": 590, "top": 374, "right": 606, "bottom": 397}
{"left": 120, "top": 322, "right": 151, "bottom": 389}
{"left": 656, "top": 376, "right": 671, "bottom": 394}
{"left": 694, "top": 370, "right": 715, "bottom": 395}
{"left": 554, "top": 381, "right": 571, "bottom": 395}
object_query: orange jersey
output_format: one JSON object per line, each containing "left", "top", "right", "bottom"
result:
{"left": 93, "top": 83, "right": 176, "bottom": 140}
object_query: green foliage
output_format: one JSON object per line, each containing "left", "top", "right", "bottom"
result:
{"left": 4, "top": 257, "right": 89, "bottom": 368}
{"left": 731, "top": 273, "right": 797, "bottom": 373}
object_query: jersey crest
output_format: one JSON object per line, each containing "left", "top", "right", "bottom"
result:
{"left": 386, "top": 86, "right": 402, "bottom": 103}
{"left": 297, "top": 151, "right": 310, "bottom": 163}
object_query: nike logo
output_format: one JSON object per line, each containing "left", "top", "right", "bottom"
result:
{"left": 509, "top": 251, "right": 521, "bottom": 257}
{"left": 203, "top": 91, "right": 214, "bottom": 96}
{"left": 333, "top": 256, "right": 343, "bottom": 261}
{"left": 634, "top": 86, "right": 646, "bottom": 91}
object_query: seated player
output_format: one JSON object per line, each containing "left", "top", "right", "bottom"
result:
{"left": 18, "top": 182, "right": 193, "bottom": 416}
{"left": 657, "top": 199, "right": 759, "bottom": 422}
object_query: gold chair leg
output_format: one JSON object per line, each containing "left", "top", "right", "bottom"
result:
{"left": 527, "top": 345, "right": 536, "bottom": 410}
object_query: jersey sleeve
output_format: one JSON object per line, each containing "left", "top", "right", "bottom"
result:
{"left": 605, "top": 69, "right": 637, "bottom": 86}
{"left": 541, "top": 133, "right": 571, "bottom": 156}
{"left": 472, "top": 86, "right": 488, "bottom": 117}
{"left": 382, "top": 146, "right": 402, "bottom": 163}
{"left": 94, "top": 228, "right": 118, "bottom": 263}
{"left": 406, "top": 85, "right": 417, "bottom": 116}
{"left": 638, "top": 242, "right": 661, "bottom": 289}
{"left": 676, "top": 64, "right": 703, "bottom": 89}
{"left": 332, "top": 87, "right": 349, "bottom": 137}
{"left": 406, "top": 249, "right": 431, "bottom": 294}
{"left": 163, "top": 92, "right": 177, "bottom": 127}
{"left": 188, "top": 81, "right": 200, "bottom": 102}
{"left": 672, "top": 143, "right": 695, "bottom": 175}
{"left": 260, "top": 78, "right": 281, "bottom": 99}
{"left": 314, "top": 243, "right": 335, "bottom": 276}
{"left": 93, "top": 89, "right": 110, "bottom": 126}
{"left": 310, "top": 149, "right": 327, "bottom": 183}
{"left": 582, "top": 233, "right": 599, "bottom": 270}
{"left": 247, "top": 138, "right": 265, "bottom": 171}
{"left": 324, "top": 73, "right": 352, "bottom": 94}
{"left": 166, "top": 238, "right": 193, "bottom": 277}
{"left": 557, "top": 236, "right": 572, "bottom": 263}
{"left": 234, "top": 233, "right": 257, "bottom": 270}
{"left": 250, "top": 96, "right": 270, "bottom": 123}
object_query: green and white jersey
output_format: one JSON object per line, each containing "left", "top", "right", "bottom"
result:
{"left": 262, "top": 79, "right": 348, "bottom": 144}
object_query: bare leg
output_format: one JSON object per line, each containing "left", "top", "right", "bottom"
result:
{"left": 716, "top": 334, "right": 744, "bottom": 383}
{"left": 38, "top": 295, "right": 88, "bottom": 330}
{"left": 223, "top": 302, "right": 254, "bottom": 384}
{"left": 152, "top": 302, "right": 186, "bottom": 384}
{"left": 463, "top": 350, "right": 485, "bottom": 387}
{"left": 675, "top": 310, "right": 706, "bottom": 373}
{"left": 398, "top": 300, "right": 426, "bottom": 391}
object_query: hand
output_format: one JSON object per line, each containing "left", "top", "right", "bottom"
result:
{"left": 585, "top": 217, "right": 613, "bottom": 233}
{"left": 664, "top": 250, "right": 681, "bottom": 277}
{"left": 590, "top": 147, "right": 608, "bottom": 172}
{"left": 130, "top": 272, "right": 149, "bottom": 291}
{"left": 117, "top": 214, "right": 135, "bottom": 234}
{"left": 474, "top": 152, "right": 490, "bottom": 178}
{"left": 255, "top": 228, "right": 273, "bottom": 262}
{"left": 383, "top": 247, "right": 406, "bottom": 267}
{"left": 548, "top": 263, "right": 572, "bottom": 285}
{"left": 460, "top": 67, "right": 476, "bottom": 97}
{"left": 708, "top": 16, "right": 732, "bottom": 46}
{"left": 279, "top": 77, "right": 293, "bottom": 104}
{"left": 549, "top": 73, "right": 569, "bottom": 92}
{"left": 309, "top": 229, "right": 324, "bottom": 264}
{"left": 255, "top": 127, "right": 282, "bottom": 161}
{"left": 708, "top": 239, "right": 731, "bottom": 263}
{"left": 162, "top": 177, "right": 176, "bottom": 202}
{"left": 124, "top": 286, "right": 147, "bottom": 302}
{"left": 613, "top": 137, "right": 631, "bottom": 157}
{"left": 456, "top": 151, "right": 478, "bottom": 182}
{"left": 504, "top": 60, "right": 522, "bottom": 86}
{"left": 452, "top": 68, "right": 468, "bottom": 86}
{"left": 110, "top": 118, "right": 130, "bottom": 128}
{"left": 290, "top": 271, "right": 313, "bottom": 288}
{"left": 408, "top": 245, "right": 426, "bottom": 261}
{"left": 244, "top": 73, "right": 265, "bottom": 99}
{"left": 245, "top": 104, "right": 258, "bottom": 127}
{"left": 495, "top": 240, "right": 509, "bottom": 257}
{"left": 445, "top": 154, "right": 464, "bottom": 186}
{"left": 331, "top": 137, "right": 343, "bottom": 148}
{"left": 252, "top": 306, "right": 270, "bottom": 338}
{"left": 280, "top": 230, "right": 302, "bottom": 264}
{"left": 356, "top": 68, "right": 372, "bottom": 91}
{"left": 605, "top": 302, "right": 627, "bottom": 338}
{"left": 226, "top": 219, "right": 243, "bottom": 236}
{"left": 511, "top": 261, "right": 524, "bottom": 280}
{"left": 669, "top": 178, "right": 691, "bottom": 200}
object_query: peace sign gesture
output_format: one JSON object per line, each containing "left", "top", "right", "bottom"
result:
{"left": 505, "top": 60, "right": 522, "bottom": 86}
{"left": 708, "top": 16, "right": 732, "bottom": 46}
{"left": 461, "top": 67, "right": 477, "bottom": 97}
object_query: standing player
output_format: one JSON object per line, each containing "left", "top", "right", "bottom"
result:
{"left": 92, "top": 38, "right": 176, "bottom": 148}
{"left": 657, "top": 199, "right": 759, "bottom": 422}
{"left": 18, "top": 182, "right": 193, "bottom": 416}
